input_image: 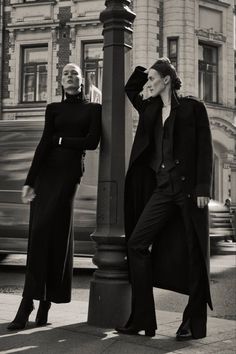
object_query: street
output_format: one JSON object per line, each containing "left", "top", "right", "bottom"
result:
{"left": 0, "top": 240, "right": 235, "bottom": 321}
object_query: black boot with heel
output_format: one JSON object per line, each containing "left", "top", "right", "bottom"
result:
{"left": 7, "top": 297, "right": 34, "bottom": 330}
{"left": 35, "top": 300, "right": 51, "bottom": 326}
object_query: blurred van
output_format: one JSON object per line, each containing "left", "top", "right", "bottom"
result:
{"left": 0, "top": 120, "right": 99, "bottom": 259}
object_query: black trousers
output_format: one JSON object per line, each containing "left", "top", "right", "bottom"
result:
{"left": 127, "top": 186, "right": 207, "bottom": 338}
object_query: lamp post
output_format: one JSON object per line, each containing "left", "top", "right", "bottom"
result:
{"left": 87, "top": 0, "right": 135, "bottom": 327}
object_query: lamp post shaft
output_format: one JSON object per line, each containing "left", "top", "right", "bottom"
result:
{"left": 87, "top": 0, "right": 135, "bottom": 327}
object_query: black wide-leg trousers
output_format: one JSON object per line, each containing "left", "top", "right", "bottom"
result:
{"left": 127, "top": 187, "right": 207, "bottom": 337}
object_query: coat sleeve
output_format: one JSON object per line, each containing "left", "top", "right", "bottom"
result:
{"left": 25, "top": 104, "right": 54, "bottom": 188}
{"left": 125, "top": 66, "right": 149, "bottom": 113}
{"left": 195, "top": 101, "right": 213, "bottom": 198}
{"left": 59, "top": 103, "right": 102, "bottom": 150}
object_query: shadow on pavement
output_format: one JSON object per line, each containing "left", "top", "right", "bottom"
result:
{"left": 0, "top": 321, "right": 205, "bottom": 354}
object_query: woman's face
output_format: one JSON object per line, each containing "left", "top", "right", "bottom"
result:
{"left": 62, "top": 64, "right": 82, "bottom": 92}
{"left": 147, "top": 68, "right": 168, "bottom": 97}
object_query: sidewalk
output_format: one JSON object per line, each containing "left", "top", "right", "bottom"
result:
{"left": 0, "top": 294, "right": 235, "bottom": 354}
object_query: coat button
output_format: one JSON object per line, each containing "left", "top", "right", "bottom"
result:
{"left": 187, "top": 194, "right": 191, "bottom": 198}
{"left": 181, "top": 176, "right": 186, "bottom": 181}
{"left": 161, "top": 163, "right": 165, "bottom": 169}
{"left": 175, "top": 159, "right": 180, "bottom": 165}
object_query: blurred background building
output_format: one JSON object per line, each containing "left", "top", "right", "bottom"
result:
{"left": 0, "top": 0, "right": 235, "bottom": 207}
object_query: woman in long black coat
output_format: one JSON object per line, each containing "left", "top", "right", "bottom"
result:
{"left": 7, "top": 63, "right": 101, "bottom": 330}
{"left": 116, "top": 58, "right": 213, "bottom": 339}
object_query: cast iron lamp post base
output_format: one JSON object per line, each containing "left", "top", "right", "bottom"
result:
{"left": 87, "top": 0, "right": 135, "bottom": 328}
{"left": 88, "top": 236, "right": 131, "bottom": 327}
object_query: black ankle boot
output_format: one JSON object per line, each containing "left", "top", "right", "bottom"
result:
{"left": 35, "top": 300, "right": 51, "bottom": 326}
{"left": 7, "top": 297, "right": 34, "bottom": 330}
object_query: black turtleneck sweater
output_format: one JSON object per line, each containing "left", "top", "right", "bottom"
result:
{"left": 25, "top": 94, "right": 102, "bottom": 187}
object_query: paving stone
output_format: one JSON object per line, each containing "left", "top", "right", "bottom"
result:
{"left": 175, "top": 343, "right": 236, "bottom": 354}
{"left": 198, "top": 330, "right": 236, "bottom": 344}
{"left": 207, "top": 316, "right": 236, "bottom": 332}
{"left": 0, "top": 294, "right": 235, "bottom": 354}
{"left": 0, "top": 327, "right": 116, "bottom": 354}
{"left": 102, "top": 340, "right": 174, "bottom": 354}
{"left": 156, "top": 310, "right": 182, "bottom": 325}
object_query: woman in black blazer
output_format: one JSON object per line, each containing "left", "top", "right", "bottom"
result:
{"left": 7, "top": 63, "right": 101, "bottom": 330}
{"left": 116, "top": 58, "right": 213, "bottom": 340}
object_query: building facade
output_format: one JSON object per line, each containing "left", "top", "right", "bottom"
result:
{"left": 0, "top": 0, "right": 236, "bottom": 206}
{"left": 0, "top": 0, "right": 3, "bottom": 113}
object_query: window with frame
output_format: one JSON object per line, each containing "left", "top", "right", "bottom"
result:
{"left": 82, "top": 42, "right": 103, "bottom": 101}
{"left": 167, "top": 37, "right": 178, "bottom": 70}
{"left": 198, "top": 43, "right": 218, "bottom": 103}
{"left": 21, "top": 46, "right": 48, "bottom": 103}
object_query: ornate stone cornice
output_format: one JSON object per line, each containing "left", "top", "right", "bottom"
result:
{"left": 210, "top": 117, "right": 236, "bottom": 138}
{"left": 196, "top": 28, "right": 226, "bottom": 42}
{"left": 10, "top": 0, "right": 56, "bottom": 7}
{"left": 67, "top": 18, "right": 101, "bottom": 28}
{"left": 6, "top": 24, "right": 59, "bottom": 51}
{"left": 199, "top": 0, "right": 230, "bottom": 9}
{"left": 7, "top": 19, "right": 101, "bottom": 33}
{"left": 6, "top": 20, "right": 60, "bottom": 32}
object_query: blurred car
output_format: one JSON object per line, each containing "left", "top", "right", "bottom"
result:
{"left": 0, "top": 119, "right": 99, "bottom": 259}
{"left": 209, "top": 199, "right": 235, "bottom": 240}
{"left": 0, "top": 120, "right": 234, "bottom": 261}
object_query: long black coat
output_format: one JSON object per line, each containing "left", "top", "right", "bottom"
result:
{"left": 124, "top": 67, "right": 213, "bottom": 309}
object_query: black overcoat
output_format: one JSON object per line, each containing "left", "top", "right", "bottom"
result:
{"left": 124, "top": 67, "right": 213, "bottom": 309}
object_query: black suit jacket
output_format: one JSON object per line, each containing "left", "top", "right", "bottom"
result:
{"left": 126, "top": 66, "right": 213, "bottom": 198}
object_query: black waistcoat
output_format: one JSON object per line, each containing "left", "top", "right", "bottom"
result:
{"left": 149, "top": 110, "right": 175, "bottom": 173}
{"left": 149, "top": 110, "right": 182, "bottom": 193}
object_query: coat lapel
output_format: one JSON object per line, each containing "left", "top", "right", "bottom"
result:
{"left": 169, "top": 89, "right": 180, "bottom": 131}
{"left": 143, "top": 96, "right": 162, "bottom": 135}
{"left": 128, "top": 91, "right": 180, "bottom": 171}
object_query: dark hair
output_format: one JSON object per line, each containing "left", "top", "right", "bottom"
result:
{"left": 150, "top": 57, "right": 182, "bottom": 90}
